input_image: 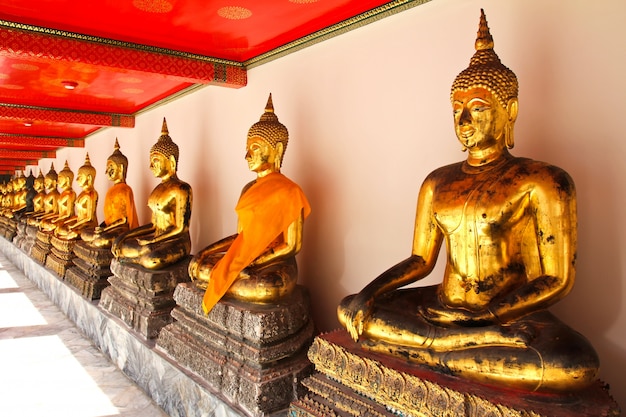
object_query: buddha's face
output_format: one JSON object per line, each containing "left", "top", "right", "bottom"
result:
{"left": 149, "top": 152, "right": 172, "bottom": 178}
{"left": 76, "top": 170, "right": 92, "bottom": 189}
{"left": 106, "top": 160, "right": 123, "bottom": 182}
{"left": 58, "top": 173, "right": 72, "bottom": 190}
{"left": 452, "top": 87, "right": 509, "bottom": 151}
{"left": 44, "top": 177, "right": 56, "bottom": 191}
{"left": 34, "top": 178, "right": 44, "bottom": 192}
{"left": 245, "top": 136, "right": 278, "bottom": 174}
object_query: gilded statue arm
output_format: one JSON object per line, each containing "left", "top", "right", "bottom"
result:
{"left": 344, "top": 178, "right": 444, "bottom": 341}
{"left": 490, "top": 171, "right": 577, "bottom": 323}
{"left": 69, "top": 193, "right": 97, "bottom": 230}
{"left": 250, "top": 210, "right": 304, "bottom": 267}
{"left": 138, "top": 184, "right": 191, "bottom": 245}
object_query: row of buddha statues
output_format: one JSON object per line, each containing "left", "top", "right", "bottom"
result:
{"left": 0, "top": 10, "right": 614, "bottom": 416}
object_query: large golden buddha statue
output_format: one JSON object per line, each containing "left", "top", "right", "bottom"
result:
{"left": 54, "top": 153, "right": 99, "bottom": 240}
{"left": 189, "top": 94, "right": 311, "bottom": 314}
{"left": 28, "top": 164, "right": 59, "bottom": 227}
{"left": 30, "top": 171, "right": 46, "bottom": 217}
{"left": 39, "top": 161, "right": 76, "bottom": 232}
{"left": 81, "top": 139, "right": 138, "bottom": 248}
{"left": 111, "top": 119, "right": 192, "bottom": 270}
{"left": 338, "top": 10, "right": 599, "bottom": 393}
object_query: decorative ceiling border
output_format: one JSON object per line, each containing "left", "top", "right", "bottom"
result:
{"left": 244, "top": 0, "right": 432, "bottom": 69}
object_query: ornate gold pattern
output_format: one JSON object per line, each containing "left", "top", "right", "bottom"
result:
{"left": 217, "top": 6, "right": 252, "bottom": 20}
{"left": 304, "top": 335, "right": 615, "bottom": 417}
{"left": 132, "top": 0, "right": 175, "bottom": 14}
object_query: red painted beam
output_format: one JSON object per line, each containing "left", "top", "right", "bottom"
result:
{"left": 0, "top": 149, "right": 55, "bottom": 159}
{"left": 0, "top": 104, "right": 134, "bottom": 127}
{"left": 0, "top": 134, "right": 85, "bottom": 149}
{"left": 0, "top": 24, "right": 247, "bottom": 87}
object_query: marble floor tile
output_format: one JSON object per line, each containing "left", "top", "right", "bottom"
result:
{"left": 0, "top": 252, "right": 169, "bottom": 417}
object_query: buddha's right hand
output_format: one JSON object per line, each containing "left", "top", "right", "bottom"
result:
{"left": 342, "top": 293, "right": 374, "bottom": 342}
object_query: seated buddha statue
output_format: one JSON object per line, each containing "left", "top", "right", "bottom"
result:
{"left": 189, "top": 94, "right": 311, "bottom": 315}
{"left": 80, "top": 139, "right": 138, "bottom": 248}
{"left": 28, "top": 171, "right": 46, "bottom": 218}
{"left": 39, "top": 161, "right": 76, "bottom": 232}
{"left": 111, "top": 119, "right": 192, "bottom": 270}
{"left": 28, "top": 164, "right": 59, "bottom": 227}
{"left": 9, "top": 172, "right": 27, "bottom": 218}
{"left": 338, "top": 10, "right": 599, "bottom": 393}
{"left": 1, "top": 179, "right": 15, "bottom": 217}
{"left": 54, "top": 154, "right": 99, "bottom": 240}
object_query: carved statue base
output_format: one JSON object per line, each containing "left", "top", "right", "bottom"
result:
{"left": 45, "top": 235, "right": 77, "bottom": 278}
{"left": 12, "top": 218, "right": 28, "bottom": 248}
{"left": 65, "top": 241, "right": 114, "bottom": 300}
{"left": 156, "top": 282, "right": 315, "bottom": 417}
{"left": 290, "top": 330, "right": 621, "bottom": 417}
{"left": 21, "top": 224, "right": 39, "bottom": 254}
{"left": 99, "top": 257, "right": 191, "bottom": 339}
{"left": 2, "top": 217, "right": 18, "bottom": 241}
{"left": 30, "top": 230, "right": 53, "bottom": 264}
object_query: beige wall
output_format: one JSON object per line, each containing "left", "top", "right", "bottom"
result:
{"left": 29, "top": 0, "right": 626, "bottom": 407}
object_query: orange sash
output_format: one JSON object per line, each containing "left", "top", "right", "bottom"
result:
{"left": 104, "top": 183, "right": 139, "bottom": 229}
{"left": 201, "top": 173, "right": 310, "bottom": 314}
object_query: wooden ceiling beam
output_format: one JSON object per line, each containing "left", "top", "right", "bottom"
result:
{"left": 0, "top": 134, "right": 85, "bottom": 149}
{"left": 0, "top": 104, "right": 134, "bottom": 127}
{"left": 0, "top": 149, "right": 55, "bottom": 159}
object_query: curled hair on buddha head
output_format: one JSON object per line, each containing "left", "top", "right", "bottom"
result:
{"left": 45, "top": 163, "right": 58, "bottom": 182}
{"left": 451, "top": 9, "right": 519, "bottom": 110}
{"left": 79, "top": 153, "right": 96, "bottom": 181}
{"left": 59, "top": 160, "right": 74, "bottom": 183}
{"left": 247, "top": 93, "right": 289, "bottom": 167}
{"left": 108, "top": 138, "right": 129, "bottom": 179}
{"left": 451, "top": 9, "right": 519, "bottom": 149}
{"left": 150, "top": 118, "right": 179, "bottom": 166}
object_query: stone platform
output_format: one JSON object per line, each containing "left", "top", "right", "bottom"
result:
{"left": 290, "top": 330, "right": 621, "bottom": 417}
{"left": 65, "top": 241, "right": 114, "bottom": 300}
{"left": 99, "top": 257, "right": 191, "bottom": 339}
{"left": 157, "top": 283, "right": 315, "bottom": 417}
{"left": 0, "top": 237, "right": 283, "bottom": 417}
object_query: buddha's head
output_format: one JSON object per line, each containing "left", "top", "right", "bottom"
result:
{"left": 44, "top": 163, "right": 58, "bottom": 191}
{"left": 77, "top": 153, "right": 96, "bottom": 189}
{"left": 149, "top": 118, "right": 179, "bottom": 179}
{"left": 246, "top": 94, "right": 289, "bottom": 174}
{"left": 34, "top": 171, "right": 45, "bottom": 193}
{"left": 451, "top": 9, "right": 518, "bottom": 150}
{"left": 106, "top": 138, "right": 129, "bottom": 183}
{"left": 58, "top": 161, "right": 74, "bottom": 190}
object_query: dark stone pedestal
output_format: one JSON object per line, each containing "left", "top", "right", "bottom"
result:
{"left": 31, "top": 229, "right": 52, "bottom": 264}
{"left": 65, "top": 241, "right": 114, "bottom": 300}
{"left": 156, "top": 283, "right": 315, "bottom": 417}
{"left": 290, "top": 331, "right": 621, "bottom": 417}
{"left": 45, "top": 235, "right": 77, "bottom": 278}
{"left": 3, "top": 217, "right": 18, "bottom": 241}
{"left": 18, "top": 224, "right": 38, "bottom": 254}
{"left": 99, "top": 257, "right": 191, "bottom": 340}
{"left": 12, "top": 219, "right": 28, "bottom": 248}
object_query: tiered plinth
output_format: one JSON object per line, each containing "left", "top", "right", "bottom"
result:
{"left": 31, "top": 229, "right": 52, "bottom": 264}
{"left": 156, "top": 283, "right": 315, "bottom": 417}
{"left": 20, "top": 224, "right": 39, "bottom": 254}
{"left": 1, "top": 216, "right": 18, "bottom": 241}
{"left": 12, "top": 218, "right": 28, "bottom": 248}
{"left": 65, "top": 241, "right": 114, "bottom": 300}
{"left": 45, "top": 235, "right": 77, "bottom": 278}
{"left": 99, "top": 258, "right": 191, "bottom": 339}
{"left": 290, "top": 330, "right": 621, "bottom": 417}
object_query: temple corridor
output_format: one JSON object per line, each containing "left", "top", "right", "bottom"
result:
{"left": 0, "top": 252, "right": 168, "bottom": 417}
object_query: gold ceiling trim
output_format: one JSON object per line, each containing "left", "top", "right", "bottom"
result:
{"left": 0, "top": 20, "right": 244, "bottom": 68}
{"left": 244, "top": 0, "right": 432, "bottom": 69}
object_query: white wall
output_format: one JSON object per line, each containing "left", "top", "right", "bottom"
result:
{"left": 30, "top": 0, "right": 626, "bottom": 407}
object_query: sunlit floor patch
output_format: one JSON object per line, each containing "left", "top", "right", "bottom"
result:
{"left": 0, "top": 292, "right": 48, "bottom": 328}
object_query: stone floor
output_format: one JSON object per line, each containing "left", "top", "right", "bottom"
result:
{"left": 0, "top": 251, "right": 169, "bottom": 417}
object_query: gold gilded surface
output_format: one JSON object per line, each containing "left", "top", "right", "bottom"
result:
{"left": 38, "top": 161, "right": 75, "bottom": 233}
{"left": 54, "top": 153, "right": 98, "bottom": 240}
{"left": 337, "top": 9, "right": 599, "bottom": 393}
{"left": 111, "top": 118, "right": 192, "bottom": 270}
{"left": 80, "top": 139, "right": 138, "bottom": 248}
{"left": 300, "top": 335, "right": 618, "bottom": 417}
{"left": 189, "top": 94, "right": 311, "bottom": 313}
{"left": 28, "top": 164, "right": 59, "bottom": 227}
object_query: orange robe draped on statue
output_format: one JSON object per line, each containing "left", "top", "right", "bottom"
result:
{"left": 202, "top": 172, "right": 311, "bottom": 314}
{"left": 104, "top": 183, "right": 139, "bottom": 229}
